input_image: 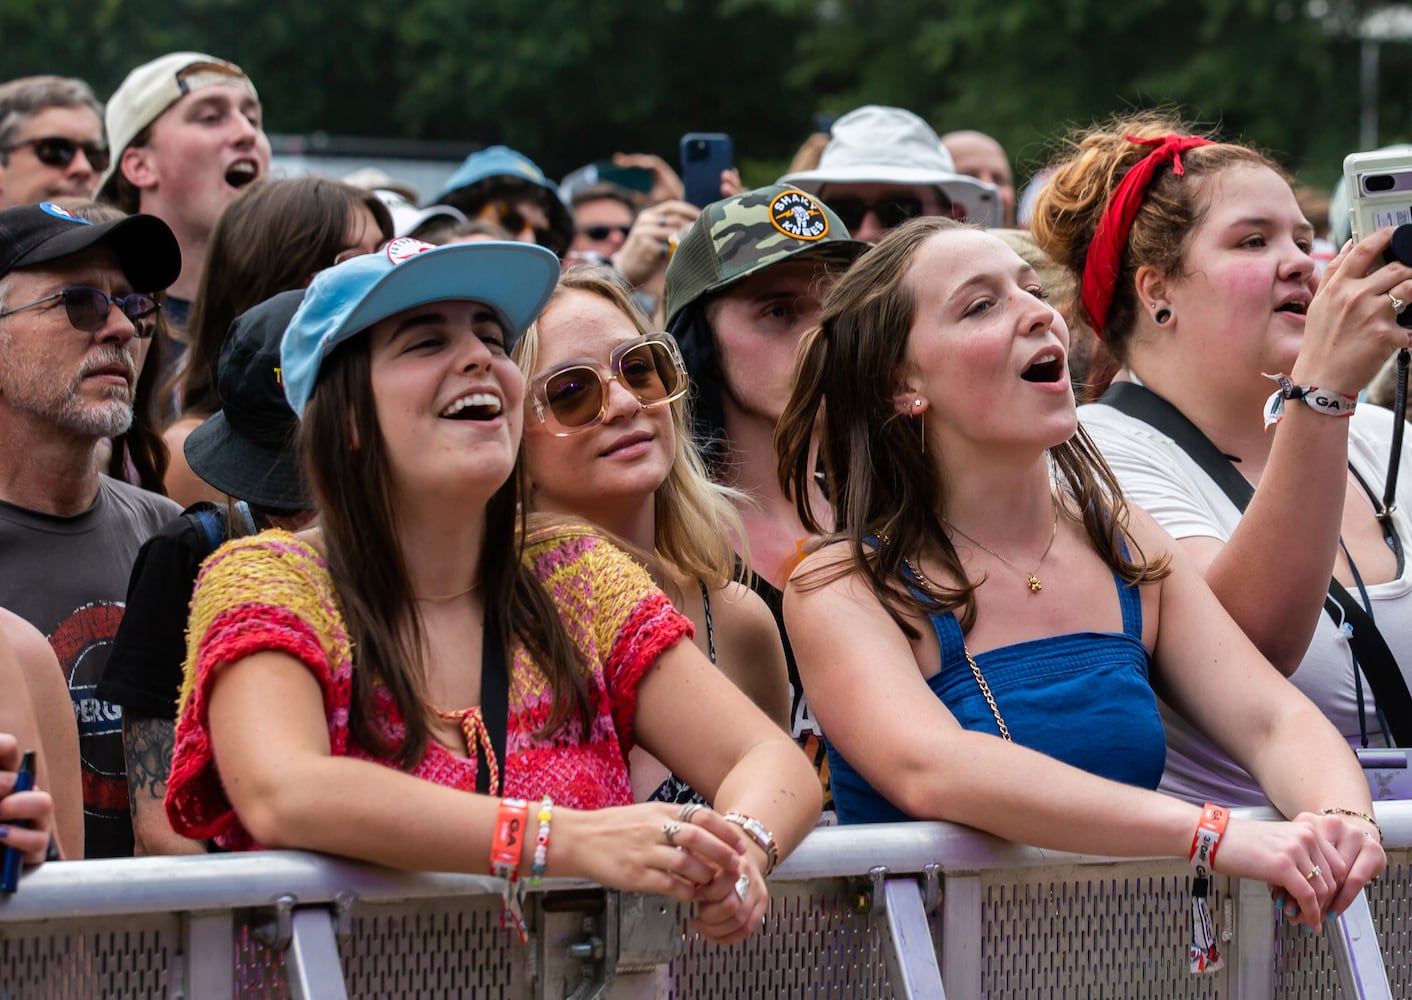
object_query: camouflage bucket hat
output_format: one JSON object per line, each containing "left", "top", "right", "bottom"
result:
{"left": 663, "top": 184, "right": 870, "bottom": 325}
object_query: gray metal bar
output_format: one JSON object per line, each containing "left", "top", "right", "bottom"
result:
{"left": 1229, "top": 873, "right": 1275, "bottom": 1000}
{"left": 178, "top": 911, "right": 233, "bottom": 1000}
{"left": 878, "top": 877, "right": 946, "bottom": 999}
{"left": 285, "top": 907, "right": 350, "bottom": 1000}
{"left": 1328, "top": 890, "right": 1394, "bottom": 1000}
{"left": 938, "top": 872, "right": 981, "bottom": 999}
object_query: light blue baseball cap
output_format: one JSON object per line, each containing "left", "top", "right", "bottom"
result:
{"left": 432, "top": 145, "right": 557, "bottom": 205}
{"left": 280, "top": 237, "right": 560, "bottom": 416}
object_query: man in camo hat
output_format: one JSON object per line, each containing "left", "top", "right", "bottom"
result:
{"left": 664, "top": 183, "right": 867, "bottom": 822}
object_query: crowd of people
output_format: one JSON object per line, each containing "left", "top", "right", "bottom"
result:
{"left": 0, "top": 48, "right": 1406, "bottom": 969}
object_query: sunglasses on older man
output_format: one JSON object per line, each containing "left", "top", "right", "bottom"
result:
{"left": 1, "top": 136, "right": 111, "bottom": 172}
{"left": 825, "top": 195, "right": 925, "bottom": 232}
{"left": 529, "top": 332, "right": 689, "bottom": 436}
{"left": 0, "top": 286, "right": 161, "bottom": 338}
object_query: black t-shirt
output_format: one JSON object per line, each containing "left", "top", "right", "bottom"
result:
{"left": 98, "top": 503, "right": 224, "bottom": 720}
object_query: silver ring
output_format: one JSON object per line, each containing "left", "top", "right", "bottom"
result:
{"left": 677, "top": 803, "right": 703, "bottom": 823}
{"left": 734, "top": 872, "right": 750, "bottom": 900}
{"left": 1305, "top": 865, "right": 1322, "bottom": 881}
{"left": 658, "top": 214, "right": 668, "bottom": 227}
{"left": 1390, "top": 293, "right": 1407, "bottom": 317}
{"left": 663, "top": 821, "right": 681, "bottom": 848}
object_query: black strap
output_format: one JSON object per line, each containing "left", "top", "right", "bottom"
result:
{"left": 477, "top": 613, "right": 509, "bottom": 795}
{"left": 1100, "top": 381, "right": 1412, "bottom": 745}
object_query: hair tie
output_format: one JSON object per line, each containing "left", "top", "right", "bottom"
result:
{"left": 1080, "top": 134, "right": 1215, "bottom": 340}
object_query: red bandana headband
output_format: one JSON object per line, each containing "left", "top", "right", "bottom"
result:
{"left": 1080, "top": 134, "right": 1215, "bottom": 340}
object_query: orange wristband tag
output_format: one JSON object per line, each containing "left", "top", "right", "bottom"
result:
{"left": 1188, "top": 803, "right": 1228, "bottom": 876}
{"left": 490, "top": 798, "right": 529, "bottom": 874}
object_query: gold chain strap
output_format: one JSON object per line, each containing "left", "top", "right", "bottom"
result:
{"left": 962, "top": 643, "right": 1012, "bottom": 741}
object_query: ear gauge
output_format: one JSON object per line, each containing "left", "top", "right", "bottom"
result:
{"left": 1154, "top": 306, "right": 1172, "bottom": 325}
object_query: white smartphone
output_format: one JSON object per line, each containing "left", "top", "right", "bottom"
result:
{"left": 1343, "top": 148, "right": 1412, "bottom": 244}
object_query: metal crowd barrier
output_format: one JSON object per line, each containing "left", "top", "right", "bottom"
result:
{"left": 0, "top": 802, "right": 1407, "bottom": 998}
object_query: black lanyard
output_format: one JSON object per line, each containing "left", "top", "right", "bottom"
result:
{"left": 477, "top": 613, "right": 509, "bottom": 795}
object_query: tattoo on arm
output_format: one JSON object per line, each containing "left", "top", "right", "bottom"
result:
{"left": 123, "top": 715, "right": 176, "bottom": 820}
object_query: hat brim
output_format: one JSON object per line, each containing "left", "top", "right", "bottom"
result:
{"left": 338, "top": 241, "right": 559, "bottom": 356}
{"left": 15, "top": 213, "right": 180, "bottom": 291}
{"left": 779, "top": 167, "right": 1000, "bottom": 227}
{"left": 183, "top": 411, "right": 309, "bottom": 512}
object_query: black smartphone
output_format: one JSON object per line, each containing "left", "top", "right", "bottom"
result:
{"left": 680, "top": 133, "right": 734, "bottom": 209}
{"left": 594, "top": 161, "right": 654, "bottom": 195}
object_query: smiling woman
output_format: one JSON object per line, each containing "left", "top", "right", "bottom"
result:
{"left": 774, "top": 217, "right": 1385, "bottom": 941}
{"left": 164, "top": 240, "right": 821, "bottom": 946}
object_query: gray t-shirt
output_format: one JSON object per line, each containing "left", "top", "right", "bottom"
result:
{"left": 0, "top": 475, "right": 180, "bottom": 857}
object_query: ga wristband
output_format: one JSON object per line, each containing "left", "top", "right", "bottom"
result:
{"left": 1188, "top": 802, "right": 1229, "bottom": 878}
{"left": 1262, "top": 372, "right": 1357, "bottom": 429}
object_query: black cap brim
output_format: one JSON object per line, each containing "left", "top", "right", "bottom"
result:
{"left": 8, "top": 213, "right": 181, "bottom": 292}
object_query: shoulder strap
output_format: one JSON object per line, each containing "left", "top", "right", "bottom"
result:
{"left": 477, "top": 613, "right": 509, "bottom": 796}
{"left": 1099, "top": 382, "right": 1412, "bottom": 745}
{"left": 184, "top": 505, "right": 227, "bottom": 556}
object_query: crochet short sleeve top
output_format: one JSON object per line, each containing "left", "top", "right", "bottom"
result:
{"left": 166, "top": 526, "right": 692, "bottom": 850}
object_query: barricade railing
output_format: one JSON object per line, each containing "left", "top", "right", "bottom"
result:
{"left": 0, "top": 802, "right": 1407, "bottom": 998}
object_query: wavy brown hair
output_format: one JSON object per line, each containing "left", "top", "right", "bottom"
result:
{"left": 1029, "top": 109, "right": 1282, "bottom": 376}
{"left": 776, "top": 217, "right": 1167, "bottom": 638}
{"left": 302, "top": 336, "right": 591, "bottom": 768}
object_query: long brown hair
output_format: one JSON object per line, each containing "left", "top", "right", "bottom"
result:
{"left": 776, "top": 217, "right": 1167, "bottom": 637}
{"left": 302, "top": 336, "right": 591, "bottom": 768}
{"left": 179, "top": 177, "right": 394, "bottom": 418}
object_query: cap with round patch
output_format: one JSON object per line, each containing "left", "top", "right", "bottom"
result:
{"left": 664, "top": 184, "right": 868, "bottom": 326}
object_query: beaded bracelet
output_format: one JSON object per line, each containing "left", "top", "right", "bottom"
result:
{"left": 530, "top": 796, "right": 553, "bottom": 885}
{"left": 722, "top": 812, "right": 779, "bottom": 877}
{"left": 1320, "top": 807, "right": 1383, "bottom": 843}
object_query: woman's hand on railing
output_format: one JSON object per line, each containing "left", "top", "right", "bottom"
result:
{"left": 0, "top": 733, "right": 54, "bottom": 869}
{"left": 690, "top": 852, "right": 767, "bottom": 945}
{"left": 1216, "top": 814, "right": 1386, "bottom": 930}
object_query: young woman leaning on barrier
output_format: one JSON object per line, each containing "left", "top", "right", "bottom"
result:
{"left": 164, "top": 239, "right": 821, "bottom": 945}
{"left": 777, "top": 218, "right": 1386, "bottom": 932}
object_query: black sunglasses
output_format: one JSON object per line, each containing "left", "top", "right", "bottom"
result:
{"left": 481, "top": 202, "right": 562, "bottom": 253}
{"left": 1, "top": 136, "right": 111, "bottom": 172}
{"left": 0, "top": 286, "right": 161, "bottom": 338}
{"left": 825, "top": 195, "right": 925, "bottom": 232}
{"left": 580, "top": 224, "right": 633, "bottom": 241}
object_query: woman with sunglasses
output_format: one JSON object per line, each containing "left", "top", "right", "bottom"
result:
{"left": 1030, "top": 112, "right": 1412, "bottom": 809}
{"left": 515, "top": 266, "right": 790, "bottom": 804}
{"left": 777, "top": 217, "right": 1384, "bottom": 937}
{"left": 161, "top": 176, "right": 393, "bottom": 506}
{"left": 165, "top": 239, "right": 820, "bottom": 945}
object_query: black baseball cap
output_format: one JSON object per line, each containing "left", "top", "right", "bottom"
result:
{"left": 0, "top": 202, "right": 181, "bottom": 291}
{"left": 184, "top": 290, "right": 311, "bottom": 512}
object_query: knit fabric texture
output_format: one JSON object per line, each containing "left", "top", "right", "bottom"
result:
{"left": 166, "top": 525, "right": 691, "bottom": 850}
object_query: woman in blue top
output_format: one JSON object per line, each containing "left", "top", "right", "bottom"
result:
{"left": 777, "top": 217, "right": 1385, "bottom": 930}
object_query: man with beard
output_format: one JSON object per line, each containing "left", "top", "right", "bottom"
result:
{"left": 0, "top": 201, "right": 181, "bottom": 856}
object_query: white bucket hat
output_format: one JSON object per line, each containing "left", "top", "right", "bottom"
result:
{"left": 779, "top": 105, "right": 999, "bottom": 227}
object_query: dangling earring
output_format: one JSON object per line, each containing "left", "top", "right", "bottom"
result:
{"left": 1154, "top": 306, "right": 1172, "bottom": 325}
{"left": 914, "top": 399, "right": 925, "bottom": 454}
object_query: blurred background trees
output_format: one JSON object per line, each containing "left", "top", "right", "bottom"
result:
{"left": 2, "top": 0, "right": 1408, "bottom": 192}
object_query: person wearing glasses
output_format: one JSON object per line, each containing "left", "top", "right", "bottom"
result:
{"left": 515, "top": 266, "right": 789, "bottom": 805}
{"left": 0, "top": 76, "right": 107, "bottom": 209}
{"left": 0, "top": 201, "right": 182, "bottom": 858}
{"left": 431, "top": 145, "right": 575, "bottom": 258}
{"left": 779, "top": 105, "right": 1000, "bottom": 243}
{"left": 160, "top": 176, "right": 393, "bottom": 506}
{"left": 164, "top": 238, "right": 820, "bottom": 946}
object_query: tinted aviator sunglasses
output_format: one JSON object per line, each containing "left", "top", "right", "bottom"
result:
{"left": 1, "top": 136, "right": 111, "bottom": 172}
{"left": 579, "top": 224, "right": 633, "bottom": 241}
{"left": 0, "top": 286, "right": 161, "bottom": 338}
{"left": 825, "top": 195, "right": 924, "bottom": 231}
{"left": 530, "top": 332, "right": 689, "bottom": 436}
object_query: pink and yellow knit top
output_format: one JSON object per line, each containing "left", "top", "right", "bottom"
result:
{"left": 166, "top": 525, "right": 692, "bottom": 851}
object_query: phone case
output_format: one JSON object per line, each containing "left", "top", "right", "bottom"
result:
{"left": 1343, "top": 148, "right": 1412, "bottom": 244}
{"left": 680, "top": 133, "right": 734, "bottom": 209}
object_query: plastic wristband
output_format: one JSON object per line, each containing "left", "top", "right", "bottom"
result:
{"left": 1320, "top": 806, "right": 1383, "bottom": 843}
{"left": 722, "top": 812, "right": 779, "bottom": 877}
{"left": 490, "top": 798, "right": 529, "bottom": 943}
{"left": 1262, "top": 372, "right": 1357, "bottom": 429}
{"left": 1188, "top": 802, "right": 1229, "bottom": 877}
{"left": 530, "top": 796, "right": 553, "bottom": 885}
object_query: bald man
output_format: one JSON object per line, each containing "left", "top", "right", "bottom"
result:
{"left": 942, "top": 129, "right": 1015, "bottom": 228}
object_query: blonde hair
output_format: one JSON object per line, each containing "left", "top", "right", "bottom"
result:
{"left": 516, "top": 266, "right": 752, "bottom": 587}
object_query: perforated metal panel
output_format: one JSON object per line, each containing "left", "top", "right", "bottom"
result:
{"left": 670, "top": 878, "right": 919, "bottom": 998}
{"left": 979, "top": 864, "right": 1226, "bottom": 998}
{"left": 1275, "top": 848, "right": 1412, "bottom": 998}
{"left": 0, "top": 914, "right": 176, "bottom": 999}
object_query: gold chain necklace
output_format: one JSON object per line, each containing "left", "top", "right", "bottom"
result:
{"left": 944, "top": 499, "right": 1059, "bottom": 594}
{"left": 414, "top": 582, "right": 480, "bottom": 603}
